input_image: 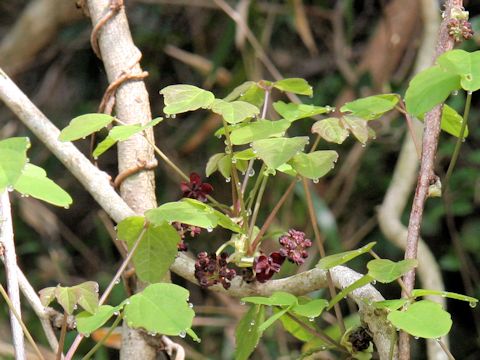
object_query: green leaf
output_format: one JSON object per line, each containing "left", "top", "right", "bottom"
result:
{"left": 160, "top": 84, "right": 215, "bottom": 115}
{"left": 373, "top": 299, "right": 408, "bottom": 311}
{"left": 367, "top": 259, "right": 418, "bottom": 284}
{"left": 273, "top": 101, "right": 329, "bottom": 121}
{"left": 124, "top": 221, "right": 180, "bottom": 283}
{"left": 39, "top": 287, "right": 56, "bottom": 307}
{"left": 328, "top": 275, "right": 374, "bottom": 310}
{"left": 224, "top": 81, "right": 257, "bottom": 102}
{"left": 388, "top": 300, "right": 452, "bottom": 339}
{"left": 117, "top": 216, "right": 145, "bottom": 244}
{"left": 316, "top": 242, "right": 376, "bottom": 270}
{"left": 440, "top": 105, "right": 468, "bottom": 138}
{"left": 230, "top": 119, "right": 291, "bottom": 145}
{"left": 289, "top": 151, "right": 338, "bottom": 180}
{"left": 258, "top": 306, "right": 291, "bottom": 332}
{"left": 59, "top": 113, "right": 114, "bottom": 142}
{"left": 405, "top": 66, "right": 460, "bottom": 116}
{"left": 311, "top": 118, "right": 349, "bottom": 144}
{"left": 236, "top": 159, "right": 248, "bottom": 173}
{"left": 276, "top": 163, "right": 297, "bottom": 177}
{"left": 411, "top": 289, "right": 478, "bottom": 305}
{"left": 234, "top": 305, "right": 265, "bottom": 360}
{"left": 342, "top": 116, "right": 369, "bottom": 144}
{"left": 238, "top": 83, "right": 266, "bottom": 108}
{"left": 93, "top": 118, "right": 163, "bottom": 158}
{"left": 73, "top": 281, "right": 99, "bottom": 314}
{"left": 124, "top": 283, "right": 195, "bottom": 338}
{"left": 205, "top": 153, "right": 224, "bottom": 177}
{"left": 417, "top": 104, "right": 469, "bottom": 138}
{"left": 182, "top": 198, "right": 242, "bottom": 233}
{"left": 268, "top": 292, "right": 298, "bottom": 306}
{"left": 146, "top": 201, "right": 217, "bottom": 229}
{"left": 241, "top": 296, "right": 276, "bottom": 306}
{"left": 252, "top": 137, "right": 309, "bottom": 170}
{"left": 213, "top": 209, "right": 242, "bottom": 233}
{"left": 303, "top": 314, "right": 360, "bottom": 351}
{"left": 242, "top": 292, "right": 298, "bottom": 306}
{"left": 211, "top": 99, "right": 260, "bottom": 124}
{"left": 340, "top": 94, "right": 399, "bottom": 120}
{"left": 0, "top": 137, "right": 29, "bottom": 192}
{"left": 55, "top": 286, "right": 78, "bottom": 314}
{"left": 291, "top": 298, "right": 329, "bottom": 318}
{"left": 233, "top": 148, "right": 257, "bottom": 161}
{"left": 274, "top": 78, "right": 313, "bottom": 96}
{"left": 14, "top": 164, "right": 73, "bottom": 207}
{"left": 76, "top": 305, "right": 123, "bottom": 335}
{"left": 217, "top": 154, "right": 232, "bottom": 179}
{"left": 437, "top": 50, "right": 480, "bottom": 92}
{"left": 279, "top": 313, "right": 315, "bottom": 342}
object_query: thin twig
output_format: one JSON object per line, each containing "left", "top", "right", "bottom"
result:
{"left": 0, "top": 284, "right": 45, "bottom": 360}
{"left": 443, "top": 91, "right": 472, "bottom": 188}
{"left": 0, "top": 191, "right": 25, "bottom": 360}
{"left": 81, "top": 313, "right": 123, "bottom": 360}
{"left": 248, "top": 179, "right": 296, "bottom": 254}
{"left": 302, "top": 179, "right": 345, "bottom": 334}
{"left": 56, "top": 311, "right": 68, "bottom": 360}
{"left": 285, "top": 312, "right": 344, "bottom": 350}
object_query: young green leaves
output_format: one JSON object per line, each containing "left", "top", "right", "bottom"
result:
{"left": 0, "top": 137, "right": 72, "bottom": 207}
{"left": 124, "top": 283, "right": 199, "bottom": 341}
{"left": 235, "top": 292, "right": 328, "bottom": 360}
{"left": 405, "top": 50, "right": 480, "bottom": 117}
{"left": 39, "top": 281, "right": 99, "bottom": 315}
{"left": 117, "top": 216, "right": 180, "bottom": 283}
{"left": 160, "top": 85, "right": 214, "bottom": 114}
{"left": 59, "top": 113, "right": 114, "bottom": 142}
{"left": 59, "top": 113, "right": 162, "bottom": 159}
{"left": 312, "top": 94, "right": 399, "bottom": 145}
{"left": 0, "top": 137, "right": 29, "bottom": 193}
{"left": 388, "top": 301, "right": 452, "bottom": 339}
{"left": 75, "top": 284, "right": 199, "bottom": 341}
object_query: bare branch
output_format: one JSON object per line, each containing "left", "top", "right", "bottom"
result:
{"left": 400, "top": 1, "right": 463, "bottom": 359}
{"left": 0, "top": 191, "right": 25, "bottom": 360}
{"left": 377, "top": 0, "right": 450, "bottom": 359}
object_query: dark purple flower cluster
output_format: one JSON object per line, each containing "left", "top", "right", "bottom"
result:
{"left": 348, "top": 327, "right": 373, "bottom": 352}
{"left": 173, "top": 222, "right": 201, "bottom": 251}
{"left": 279, "top": 229, "right": 312, "bottom": 265}
{"left": 181, "top": 172, "right": 213, "bottom": 202}
{"left": 253, "top": 252, "right": 285, "bottom": 283}
{"left": 448, "top": 18, "right": 474, "bottom": 42}
{"left": 251, "top": 229, "right": 312, "bottom": 283}
{"left": 194, "top": 252, "right": 236, "bottom": 289}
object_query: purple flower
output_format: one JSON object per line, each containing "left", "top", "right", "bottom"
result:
{"left": 279, "top": 229, "right": 312, "bottom": 265}
{"left": 173, "top": 222, "right": 201, "bottom": 251}
{"left": 194, "top": 252, "right": 236, "bottom": 289}
{"left": 253, "top": 252, "right": 285, "bottom": 283}
{"left": 181, "top": 172, "right": 213, "bottom": 202}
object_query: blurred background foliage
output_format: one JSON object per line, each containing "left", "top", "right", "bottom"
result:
{"left": 1, "top": 0, "right": 480, "bottom": 359}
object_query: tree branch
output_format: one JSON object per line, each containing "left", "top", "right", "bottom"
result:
{"left": 84, "top": 0, "right": 159, "bottom": 359}
{"left": 377, "top": 0, "right": 450, "bottom": 359}
{"left": 400, "top": 1, "right": 463, "bottom": 359}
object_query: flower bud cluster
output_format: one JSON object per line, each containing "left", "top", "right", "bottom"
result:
{"left": 194, "top": 252, "right": 236, "bottom": 289}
